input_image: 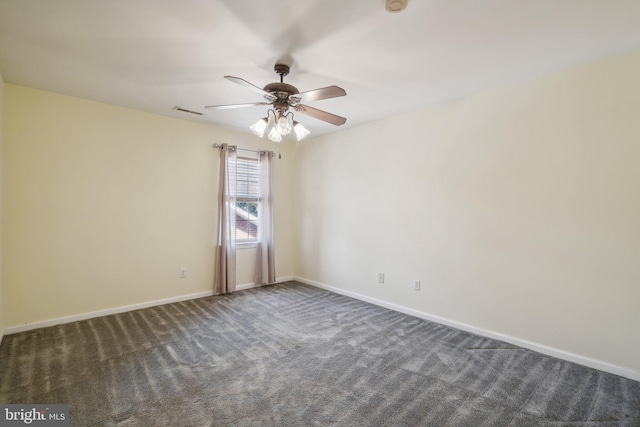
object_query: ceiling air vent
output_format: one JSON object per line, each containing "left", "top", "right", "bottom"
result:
{"left": 173, "top": 106, "right": 203, "bottom": 116}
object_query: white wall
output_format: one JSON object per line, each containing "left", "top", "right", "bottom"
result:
{"left": 294, "top": 51, "right": 640, "bottom": 376}
{"left": 2, "top": 84, "right": 294, "bottom": 328}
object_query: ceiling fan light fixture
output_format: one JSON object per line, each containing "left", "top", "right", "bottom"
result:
{"left": 293, "top": 121, "right": 310, "bottom": 141}
{"left": 267, "top": 127, "right": 282, "bottom": 142}
{"left": 249, "top": 117, "right": 268, "bottom": 138}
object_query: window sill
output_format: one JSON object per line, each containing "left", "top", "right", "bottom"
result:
{"left": 237, "top": 241, "right": 258, "bottom": 249}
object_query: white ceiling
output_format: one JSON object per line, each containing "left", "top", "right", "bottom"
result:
{"left": 1, "top": 0, "right": 639, "bottom": 138}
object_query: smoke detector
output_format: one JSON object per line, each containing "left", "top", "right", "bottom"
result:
{"left": 385, "top": 0, "right": 408, "bottom": 13}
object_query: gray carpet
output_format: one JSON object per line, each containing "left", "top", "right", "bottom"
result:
{"left": 1, "top": 281, "right": 639, "bottom": 426}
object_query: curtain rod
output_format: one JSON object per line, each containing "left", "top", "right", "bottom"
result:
{"left": 212, "top": 144, "right": 278, "bottom": 158}
{"left": 212, "top": 144, "right": 272, "bottom": 154}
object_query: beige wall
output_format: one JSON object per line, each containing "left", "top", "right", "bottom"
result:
{"left": 0, "top": 72, "right": 4, "bottom": 340}
{"left": 3, "top": 51, "right": 639, "bottom": 377}
{"left": 294, "top": 51, "right": 640, "bottom": 374}
{"left": 2, "top": 85, "right": 294, "bottom": 327}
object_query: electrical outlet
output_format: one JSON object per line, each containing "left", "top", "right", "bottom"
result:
{"left": 413, "top": 280, "right": 421, "bottom": 291}
{"left": 180, "top": 268, "right": 187, "bottom": 279}
{"left": 378, "top": 273, "right": 385, "bottom": 284}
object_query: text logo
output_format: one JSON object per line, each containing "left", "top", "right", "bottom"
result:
{"left": 0, "top": 405, "right": 69, "bottom": 426}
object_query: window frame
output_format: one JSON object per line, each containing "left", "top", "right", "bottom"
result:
{"left": 235, "top": 155, "right": 260, "bottom": 248}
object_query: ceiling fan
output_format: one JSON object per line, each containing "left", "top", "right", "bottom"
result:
{"left": 205, "top": 63, "right": 347, "bottom": 141}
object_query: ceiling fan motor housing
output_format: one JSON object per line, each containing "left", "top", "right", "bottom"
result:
{"left": 263, "top": 82, "right": 299, "bottom": 111}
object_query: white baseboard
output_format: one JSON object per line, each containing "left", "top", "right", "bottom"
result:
{"left": 237, "top": 283, "right": 259, "bottom": 291}
{"left": 237, "top": 276, "right": 295, "bottom": 291}
{"left": 294, "top": 276, "right": 640, "bottom": 382}
{"left": 4, "top": 276, "right": 295, "bottom": 336}
{"left": 4, "top": 290, "right": 215, "bottom": 335}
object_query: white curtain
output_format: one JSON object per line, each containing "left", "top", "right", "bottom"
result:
{"left": 215, "top": 144, "right": 237, "bottom": 294}
{"left": 256, "top": 150, "right": 276, "bottom": 285}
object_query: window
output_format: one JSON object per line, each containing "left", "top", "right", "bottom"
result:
{"left": 235, "top": 156, "right": 260, "bottom": 244}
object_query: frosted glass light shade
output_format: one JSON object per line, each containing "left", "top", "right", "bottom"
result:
{"left": 267, "top": 127, "right": 282, "bottom": 142}
{"left": 294, "top": 121, "right": 310, "bottom": 141}
{"left": 277, "top": 115, "right": 292, "bottom": 135}
{"left": 249, "top": 118, "right": 268, "bottom": 138}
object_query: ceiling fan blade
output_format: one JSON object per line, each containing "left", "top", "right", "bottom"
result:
{"left": 290, "top": 86, "right": 346, "bottom": 104}
{"left": 224, "top": 76, "right": 276, "bottom": 102}
{"left": 294, "top": 104, "right": 347, "bottom": 126}
{"left": 205, "top": 102, "right": 271, "bottom": 110}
